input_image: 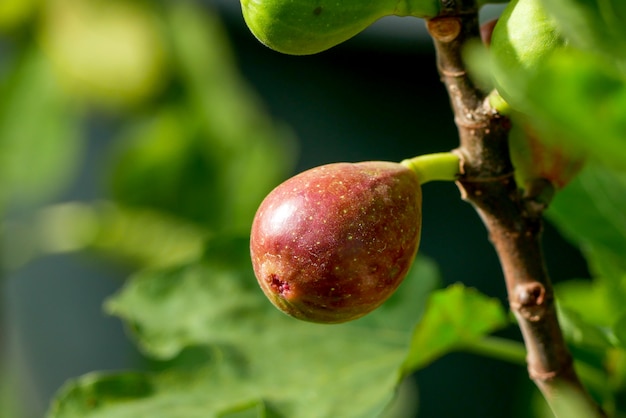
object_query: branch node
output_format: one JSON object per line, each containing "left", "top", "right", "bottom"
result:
{"left": 528, "top": 366, "right": 558, "bottom": 382}
{"left": 512, "top": 283, "right": 548, "bottom": 321}
{"left": 426, "top": 17, "right": 462, "bottom": 42}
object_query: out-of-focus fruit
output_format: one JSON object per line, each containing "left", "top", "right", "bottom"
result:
{"left": 490, "top": 0, "right": 564, "bottom": 107}
{"left": 250, "top": 161, "right": 422, "bottom": 323}
{"left": 509, "top": 120, "right": 585, "bottom": 194}
{"left": 240, "top": 0, "right": 439, "bottom": 55}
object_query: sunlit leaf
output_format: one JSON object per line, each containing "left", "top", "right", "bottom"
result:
{"left": 402, "top": 283, "right": 509, "bottom": 372}
{"left": 50, "top": 245, "right": 440, "bottom": 418}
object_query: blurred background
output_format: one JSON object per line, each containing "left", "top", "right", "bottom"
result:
{"left": 0, "top": 0, "right": 590, "bottom": 417}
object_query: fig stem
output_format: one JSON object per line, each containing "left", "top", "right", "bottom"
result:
{"left": 401, "top": 152, "right": 461, "bottom": 184}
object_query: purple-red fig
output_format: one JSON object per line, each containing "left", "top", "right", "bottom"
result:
{"left": 250, "top": 161, "right": 422, "bottom": 323}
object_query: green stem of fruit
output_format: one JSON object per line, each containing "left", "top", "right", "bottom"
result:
{"left": 401, "top": 152, "right": 461, "bottom": 185}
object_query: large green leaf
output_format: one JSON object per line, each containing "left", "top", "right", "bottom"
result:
{"left": 547, "top": 164, "right": 626, "bottom": 272}
{"left": 548, "top": 164, "right": 626, "bottom": 351}
{"left": 402, "top": 283, "right": 509, "bottom": 372}
{"left": 104, "top": 240, "right": 440, "bottom": 360}
{"left": 48, "top": 237, "right": 441, "bottom": 417}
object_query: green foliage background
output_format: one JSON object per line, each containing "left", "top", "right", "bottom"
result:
{"left": 0, "top": 0, "right": 625, "bottom": 417}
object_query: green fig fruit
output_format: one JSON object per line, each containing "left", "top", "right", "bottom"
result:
{"left": 490, "top": 0, "right": 564, "bottom": 107}
{"left": 240, "top": 0, "right": 439, "bottom": 55}
{"left": 509, "top": 119, "right": 585, "bottom": 195}
{"left": 250, "top": 161, "right": 422, "bottom": 323}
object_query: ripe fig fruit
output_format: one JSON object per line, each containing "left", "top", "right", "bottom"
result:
{"left": 250, "top": 161, "right": 422, "bottom": 323}
{"left": 490, "top": 0, "right": 564, "bottom": 107}
{"left": 240, "top": 0, "right": 439, "bottom": 55}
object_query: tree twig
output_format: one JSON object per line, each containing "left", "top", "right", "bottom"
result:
{"left": 425, "top": 9, "right": 606, "bottom": 417}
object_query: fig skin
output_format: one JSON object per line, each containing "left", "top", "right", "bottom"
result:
{"left": 509, "top": 120, "right": 585, "bottom": 192}
{"left": 490, "top": 0, "right": 564, "bottom": 107}
{"left": 240, "top": 0, "right": 439, "bottom": 55}
{"left": 250, "top": 161, "right": 422, "bottom": 323}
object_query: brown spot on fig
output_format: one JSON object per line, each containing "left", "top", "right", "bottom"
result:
{"left": 268, "top": 274, "right": 291, "bottom": 296}
{"left": 313, "top": 6, "right": 322, "bottom": 16}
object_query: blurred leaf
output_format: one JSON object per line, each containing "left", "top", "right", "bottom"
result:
{"left": 541, "top": 0, "right": 626, "bottom": 63}
{"left": 40, "top": 0, "right": 167, "bottom": 108}
{"left": 0, "top": 0, "right": 39, "bottom": 31}
{"left": 402, "top": 283, "right": 509, "bottom": 372}
{"left": 555, "top": 279, "right": 619, "bottom": 328}
{"left": 522, "top": 49, "right": 626, "bottom": 171}
{"left": 547, "top": 163, "right": 626, "bottom": 272}
{"left": 478, "top": 10, "right": 626, "bottom": 171}
{"left": 557, "top": 304, "right": 613, "bottom": 350}
{"left": 108, "top": 3, "right": 296, "bottom": 235}
{"left": 2, "top": 201, "right": 209, "bottom": 271}
{"left": 0, "top": 47, "right": 83, "bottom": 208}
{"left": 49, "top": 246, "right": 440, "bottom": 417}
{"left": 549, "top": 165, "right": 626, "bottom": 351}
{"left": 613, "top": 314, "right": 626, "bottom": 348}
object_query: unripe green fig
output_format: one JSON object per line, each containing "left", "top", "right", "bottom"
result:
{"left": 250, "top": 161, "right": 422, "bottom": 323}
{"left": 490, "top": 0, "right": 564, "bottom": 107}
{"left": 240, "top": 0, "right": 439, "bottom": 55}
{"left": 509, "top": 120, "right": 585, "bottom": 194}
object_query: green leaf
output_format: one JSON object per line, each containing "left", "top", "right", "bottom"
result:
{"left": 612, "top": 313, "right": 626, "bottom": 348}
{"left": 2, "top": 201, "right": 209, "bottom": 271}
{"left": 104, "top": 242, "right": 439, "bottom": 359}
{"left": 48, "top": 340, "right": 400, "bottom": 418}
{"left": 557, "top": 304, "right": 613, "bottom": 350}
{"left": 555, "top": 279, "right": 619, "bottom": 328}
{"left": 549, "top": 166, "right": 626, "bottom": 349}
{"left": 402, "top": 283, "right": 509, "bottom": 372}
{"left": 51, "top": 248, "right": 441, "bottom": 418}
{"left": 523, "top": 49, "right": 626, "bottom": 171}
{"left": 108, "top": 3, "right": 296, "bottom": 234}
{"left": 547, "top": 163, "right": 626, "bottom": 272}
{"left": 0, "top": 46, "right": 83, "bottom": 208}
{"left": 541, "top": 0, "right": 626, "bottom": 63}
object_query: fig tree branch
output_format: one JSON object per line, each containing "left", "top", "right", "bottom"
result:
{"left": 425, "top": 8, "right": 606, "bottom": 418}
